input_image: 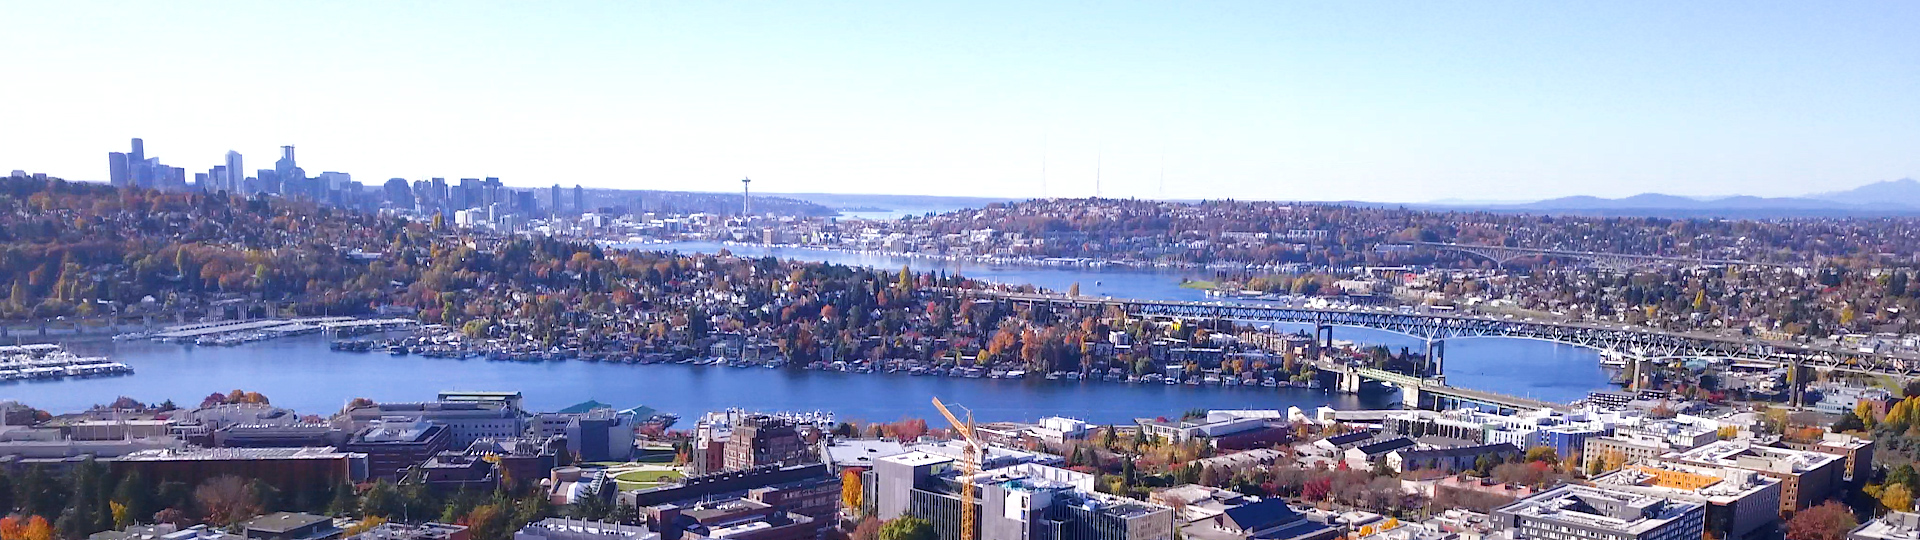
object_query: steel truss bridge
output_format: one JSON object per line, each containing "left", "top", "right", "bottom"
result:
{"left": 1412, "top": 242, "right": 1795, "bottom": 271}
{"left": 975, "top": 291, "right": 1920, "bottom": 379}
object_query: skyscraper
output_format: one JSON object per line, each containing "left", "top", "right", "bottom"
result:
{"left": 128, "top": 138, "right": 147, "bottom": 187}
{"left": 484, "top": 177, "right": 502, "bottom": 207}
{"left": 384, "top": 178, "right": 414, "bottom": 209}
{"left": 573, "top": 185, "right": 584, "bottom": 213}
{"left": 108, "top": 152, "right": 130, "bottom": 187}
{"left": 275, "top": 146, "right": 298, "bottom": 195}
{"left": 225, "top": 151, "right": 243, "bottom": 191}
{"left": 550, "top": 184, "right": 562, "bottom": 215}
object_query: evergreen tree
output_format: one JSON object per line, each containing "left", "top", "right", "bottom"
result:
{"left": 327, "top": 483, "right": 358, "bottom": 517}
{"left": 110, "top": 471, "right": 154, "bottom": 528}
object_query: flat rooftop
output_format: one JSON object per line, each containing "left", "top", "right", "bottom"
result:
{"left": 878, "top": 451, "right": 951, "bottom": 467}
{"left": 118, "top": 447, "right": 360, "bottom": 461}
{"left": 1497, "top": 484, "right": 1702, "bottom": 536}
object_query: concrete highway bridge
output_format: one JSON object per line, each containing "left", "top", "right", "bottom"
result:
{"left": 964, "top": 290, "right": 1920, "bottom": 408}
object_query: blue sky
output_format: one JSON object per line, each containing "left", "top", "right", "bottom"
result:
{"left": 2, "top": 2, "right": 1915, "bottom": 202}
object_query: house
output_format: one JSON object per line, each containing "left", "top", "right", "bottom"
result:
{"left": 1307, "top": 431, "right": 1377, "bottom": 457}
{"left": 1344, "top": 438, "right": 1416, "bottom": 470}
{"left": 1386, "top": 443, "right": 1521, "bottom": 474}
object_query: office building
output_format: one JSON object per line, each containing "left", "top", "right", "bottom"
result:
{"left": 109, "top": 152, "right": 130, "bottom": 187}
{"left": 225, "top": 151, "right": 244, "bottom": 191}
{"left": 1490, "top": 485, "right": 1705, "bottom": 540}
{"left": 1852, "top": 512, "right": 1920, "bottom": 540}
{"left": 130, "top": 138, "right": 147, "bottom": 186}
{"left": 215, "top": 423, "right": 349, "bottom": 448}
{"left": 622, "top": 464, "right": 839, "bottom": 520}
{"left": 111, "top": 447, "right": 369, "bottom": 495}
{"left": 1592, "top": 462, "right": 1782, "bottom": 539}
{"left": 1776, "top": 432, "right": 1875, "bottom": 484}
{"left": 1180, "top": 499, "right": 1338, "bottom": 540}
{"left": 88, "top": 523, "right": 242, "bottom": 540}
{"left": 531, "top": 402, "right": 636, "bottom": 462}
{"left": 343, "top": 417, "right": 453, "bottom": 480}
{"left": 344, "top": 522, "right": 469, "bottom": 540}
{"left": 871, "top": 452, "right": 1175, "bottom": 540}
{"left": 274, "top": 146, "right": 299, "bottom": 195}
{"left": 574, "top": 185, "right": 585, "bottom": 213}
{"left": 464, "top": 437, "right": 563, "bottom": 490}
{"left": 241, "top": 512, "right": 341, "bottom": 540}
{"left": 551, "top": 185, "right": 563, "bottom": 214}
{"left": 722, "top": 415, "right": 812, "bottom": 472}
{"left": 1660, "top": 440, "right": 1847, "bottom": 515}
{"left": 669, "top": 498, "right": 824, "bottom": 540}
{"left": 385, "top": 178, "right": 415, "bottom": 209}
{"left": 513, "top": 519, "right": 655, "bottom": 540}
{"left": 1136, "top": 410, "right": 1288, "bottom": 447}
{"left": 341, "top": 400, "right": 525, "bottom": 447}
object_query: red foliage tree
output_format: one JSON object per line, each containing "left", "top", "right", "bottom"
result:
{"left": 1785, "top": 502, "right": 1858, "bottom": 540}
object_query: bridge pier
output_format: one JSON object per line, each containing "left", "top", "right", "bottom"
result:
{"left": 1788, "top": 359, "right": 1807, "bottom": 408}
{"left": 1314, "top": 324, "right": 1333, "bottom": 359}
{"left": 1330, "top": 364, "right": 1364, "bottom": 393}
{"left": 1425, "top": 340, "right": 1445, "bottom": 377}
{"left": 1627, "top": 355, "right": 1640, "bottom": 391}
{"left": 1401, "top": 384, "right": 1424, "bottom": 409}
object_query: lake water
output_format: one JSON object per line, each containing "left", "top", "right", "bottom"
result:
{"left": 0, "top": 242, "right": 1612, "bottom": 422}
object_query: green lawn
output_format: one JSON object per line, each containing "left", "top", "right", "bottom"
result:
{"left": 613, "top": 468, "right": 685, "bottom": 491}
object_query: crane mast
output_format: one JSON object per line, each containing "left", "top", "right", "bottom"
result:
{"left": 932, "top": 397, "right": 979, "bottom": 540}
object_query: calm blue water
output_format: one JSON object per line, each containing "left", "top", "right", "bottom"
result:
{"left": 1, "top": 242, "right": 1611, "bottom": 422}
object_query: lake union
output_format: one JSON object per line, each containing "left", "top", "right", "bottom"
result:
{"left": 4, "top": 242, "right": 1611, "bottom": 422}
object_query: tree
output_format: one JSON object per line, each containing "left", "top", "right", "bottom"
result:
{"left": 111, "top": 471, "right": 155, "bottom": 526}
{"left": 345, "top": 516, "right": 388, "bottom": 536}
{"left": 247, "top": 478, "right": 283, "bottom": 515}
{"left": 360, "top": 480, "right": 402, "bottom": 519}
{"left": 1, "top": 516, "right": 24, "bottom": 540}
{"left": 841, "top": 469, "right": 865, "bottom": 515}
{"left": 1833, "top": 410, "right": 1867, "bottom": 433}
{"left": 327, "top": 483, "right": 358, "bottom": 517}
{"left": 1523, "top": 447, "right": 1559, "bottom": 466}
{"left": 877, "top": 517, "right": 936, "bottom": 540}
{"left": 465, "top": 504, "right": 511, "bottom": 540}
{"left": 1785, "top": 501, "right": 1858, "bottom": 540}
{"left": 195, "top": 476, "right": 260, "bottom": 526}
{"left": 19, "top": 517, "right": 51, "bottom": 540}
{"left": 1883, "top": 483, "right": 1915, "bottom": 515}
{"left": 850, "top": 518, "right": 882, "bottom": 540}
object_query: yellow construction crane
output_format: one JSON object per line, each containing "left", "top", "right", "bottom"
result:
{"left": 932, "top": 397, "right": 981, "bottom": 540}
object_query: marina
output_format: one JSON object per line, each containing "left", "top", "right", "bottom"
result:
{"left": 0, "top": 343, "right": 132, "bottom": 382}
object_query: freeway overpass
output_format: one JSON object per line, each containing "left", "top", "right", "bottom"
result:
{"left": 956, "top": 289, "right": 1920, "bottom": 407}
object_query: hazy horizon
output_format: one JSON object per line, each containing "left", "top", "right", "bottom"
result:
{"left": 3, "top": 2, "right": 1916, "bottom": 203}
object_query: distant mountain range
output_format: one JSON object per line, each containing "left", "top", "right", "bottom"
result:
{"left": 1424, "top": 178, "right": 1920, "bottom": 218}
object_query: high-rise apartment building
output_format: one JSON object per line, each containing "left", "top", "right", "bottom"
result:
{"left": 573, "top": 185, "right": 584, "bottom": 213}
